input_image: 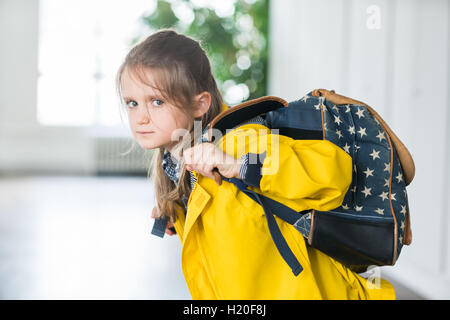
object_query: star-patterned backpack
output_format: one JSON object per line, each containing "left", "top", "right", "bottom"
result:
{"left": 209, "top": 88, "right": 415, "bottom": 275}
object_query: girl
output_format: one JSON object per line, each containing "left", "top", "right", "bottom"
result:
{"left": 115, "top": 29, "right": 396, "bottom": 299}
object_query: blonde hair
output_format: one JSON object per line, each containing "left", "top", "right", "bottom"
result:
{"left": 115, "top": 29, "right": 224, "bottom": 223}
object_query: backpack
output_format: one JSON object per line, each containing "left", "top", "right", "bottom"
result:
{"left": 207, "top": 88, "right": 415, "bottom": 275}
{"left": 152, "top": 88, "right": 415, "bottom": 276}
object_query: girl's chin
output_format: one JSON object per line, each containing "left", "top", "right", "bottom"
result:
{"left": 136, "top": 136, "right": 169, "bottom": 150}
{"left": 137, "top": 140, "right": 159, "bottom": 150}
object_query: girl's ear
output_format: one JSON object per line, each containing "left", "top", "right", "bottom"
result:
{"left": 193, "top": 91, "right": 212, "bottom": 118}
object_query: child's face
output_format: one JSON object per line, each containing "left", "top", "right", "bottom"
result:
{"left": 121, "top": 68, "right": 192, "bottom": 151}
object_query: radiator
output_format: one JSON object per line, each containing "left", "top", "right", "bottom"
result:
{"left": 94, "top": 137, "right": 153, "bottom": 176}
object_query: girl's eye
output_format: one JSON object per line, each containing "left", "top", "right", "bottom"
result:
{"left": 126, "top": 100, "right": 138, "bottom": 108}
{"left": 152, "top": 99, "right": 164, "bottom": 107}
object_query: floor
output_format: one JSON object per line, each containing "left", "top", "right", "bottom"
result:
{"left": 0, "top": 175, "right": 423, "bottom": 300}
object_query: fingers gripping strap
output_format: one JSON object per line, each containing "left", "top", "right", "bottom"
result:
{"left": 151, "top": 216, "right": 169, "bottom": 238}
{"left": 224, "top": 176, "right": 303, "bottom": 276}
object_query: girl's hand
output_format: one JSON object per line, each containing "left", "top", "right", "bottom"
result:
{"left": 183, "top": 142, "right": 242, "bottom": 184}
{"left": 152, "top": 206, "right": 176, "bottom": 236}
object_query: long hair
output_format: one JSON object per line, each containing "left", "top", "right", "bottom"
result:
{"left": 115, "top": 29, "right": 224, "bottom": 223}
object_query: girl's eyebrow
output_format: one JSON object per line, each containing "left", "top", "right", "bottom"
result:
{"left": 122, "top": 94, "right": 162, "bottom": 101}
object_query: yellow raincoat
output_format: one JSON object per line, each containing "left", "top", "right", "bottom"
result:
{"left": 173, "top": 103, "right": 396, "bottom": 300}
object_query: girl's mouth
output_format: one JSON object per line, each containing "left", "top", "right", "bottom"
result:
{"left": 137, "top": 131, "right": 154, "bottom": 135}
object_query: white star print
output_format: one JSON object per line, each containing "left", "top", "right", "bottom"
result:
{"left": 301, "top": 95, "right": 310, "bottom": 103}
{"left": 384, "top": 178, "right": 390, "bottom": 187}
{"left": 332, "top": 104, "right": 339, "bottom": 112}
{"left": 348, "top": 126, "right": 355, "bottom": 135}
{"left": 314, "top": 102, "right": 321, "bottom": 110}
{"left": 358, "top": 127, "right": 367, "bottom": 138}
{"left": 345, "top": 105, "right": 351, "bottom": 113}
{"left": 383, "top": 163, "right": 391, "bottom": 173}
{"left": 334, "top": 115, "right": 342, "bottom": 125}
{"left": 379, "top": 192, "right": 389, "bottom": 201}
{"left": 336, "top": 130, "right": 343, "bottom": 139}
{"left": 396, "top": 172, "right": 403, "bottom": 183}
{"left": 351, "top": 185, "right": 357, "bottom": 193}
{"left": 375, "top": 208, "right": 384, "bottom": 215}
{"left": 363, "top": 167, "right": 374, "bottom": 178}
{"left": 400, "top": 205, "right": 407, "bottom": 215}
{"left": 399, "top": 235, "right": 403, "bottom": 244}
{"left": 400, "top": 221, "right": 405, "bottom": 231}
{"left": 369, "top": 149, "right": 380, "bottom": 160}
{"left": 355, "top": 144, "right": 360, "bottom": 150}
{"left": 361, "top": 186, "right": 372, "bottom": 198}
{"left": 343, "top": 143, "right": 351, "bottom": 153}
{"left": 342, "top": 204, "right": 350, "bottom": 210}
{"left": 391, "top": 193, "right": 396, "bottom": 201}
{"left": 356, "top": 108, "right": 365, "bottom": 119}
{"left": 355, "top": 205, "right": 363, "bottom": 212}
{"left": 353, "top": 164, "right": 357, "bottom": 172}
{"left": 376, "top": 131, "right": 386, "bottom": 142}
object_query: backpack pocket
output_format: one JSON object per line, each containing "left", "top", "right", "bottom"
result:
{"left": 307, "top": 210, "right": 395, "bottom": 271}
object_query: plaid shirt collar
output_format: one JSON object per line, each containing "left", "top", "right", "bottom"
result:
{"left": 161, "top": 148, "right": 182, "bottom": 185}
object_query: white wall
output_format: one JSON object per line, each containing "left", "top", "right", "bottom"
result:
{"left": 0, "top": 0, "right": 94, "bottom": 174}
{"left": 269, "top": 0, "right": 450, "bottom": 299}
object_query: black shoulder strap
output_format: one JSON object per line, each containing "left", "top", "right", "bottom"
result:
{"left": 151, "top": 216, "right": 169, "bottom": 238}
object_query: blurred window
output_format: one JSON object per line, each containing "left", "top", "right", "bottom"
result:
{"left": 37, "top": 0, "right": 156, "bottom": 127}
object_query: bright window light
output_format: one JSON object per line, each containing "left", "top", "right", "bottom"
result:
{"left": 37, "top": 0, "right": 157, "bottom": 127}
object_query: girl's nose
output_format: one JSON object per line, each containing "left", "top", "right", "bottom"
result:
{"left": 138, "top": 109, "right": 151, "bottom": 125}
{"left": 139, "top": 115, "right": 150, "bottom": 125}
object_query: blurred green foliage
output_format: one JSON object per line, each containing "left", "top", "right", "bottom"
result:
{"left": 133, "top": 0, "right": 269, "bottom": 105}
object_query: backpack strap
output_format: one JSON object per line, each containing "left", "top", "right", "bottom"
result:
{"left": 208, "top": 96, "right": 288, "bottom": 139}
{"left": 151, "top": 216, "right": 169, "bottom": 238}
{"left": 217, "top": 172, "right": 304, "bottom": 276}
{"left": 208, "top": 96, "right": 288, "bottom": 186}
